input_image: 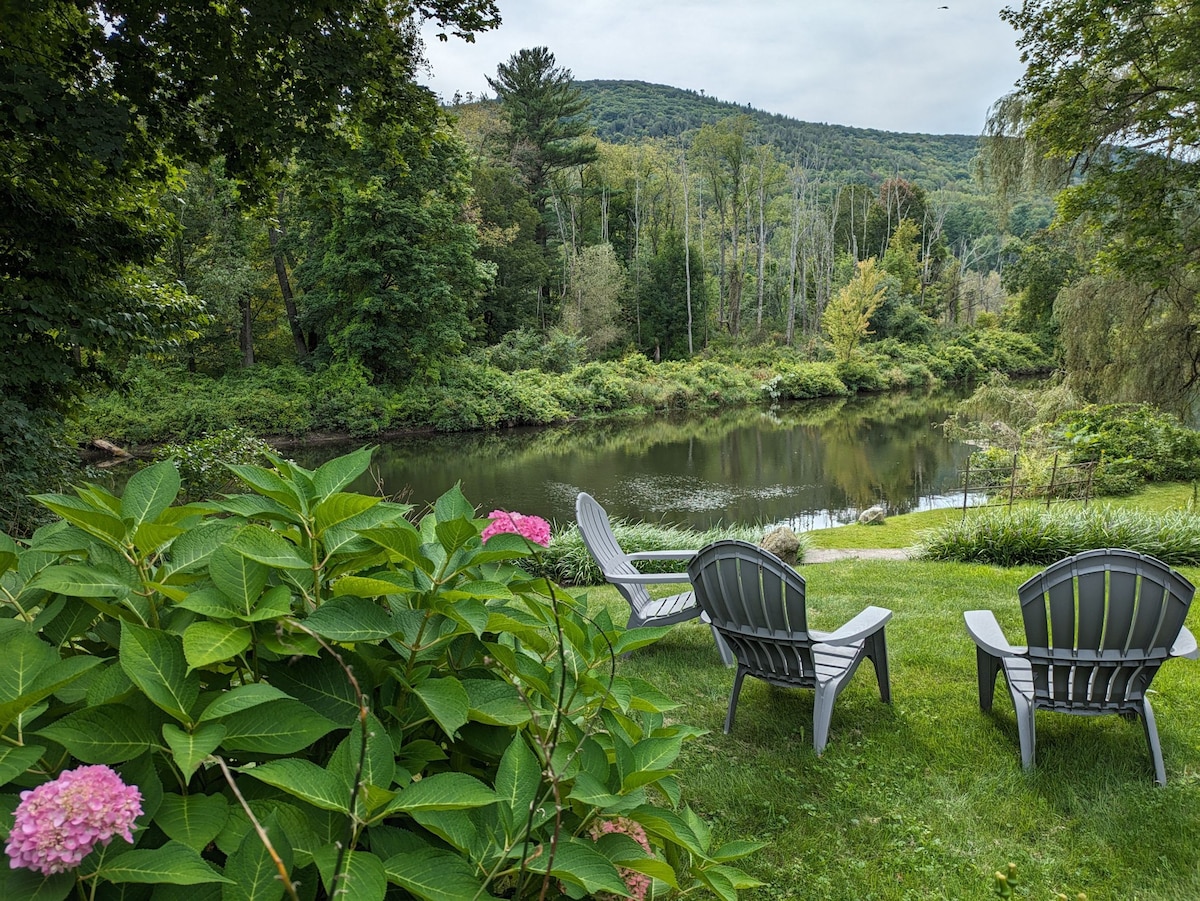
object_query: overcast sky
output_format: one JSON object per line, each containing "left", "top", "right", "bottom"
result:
{"left": 419, "top": 0, "right": 1027, "bottom": 136}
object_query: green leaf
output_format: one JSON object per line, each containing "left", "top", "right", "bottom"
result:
{"left": 313, "top": 493, "right": 379, "bottom": 536}
{"left": 462, "top": 679, "right": 530, "bottom": 726}
{"left": 228, "top": 526, "right": 312, "bottom": 571}
{"left": 0, "top": 744, "right": 44, "bottom": 788}
{"left": 239, "top": 759, "right": 349, "bottom": 813}
{"left": 30, "top": 564, "right": 134, "bottom": 599}
{"left": 94, "top": 840, "right": 233, "bottom": 884}
{"left": 413, "top": 677, "right": 470, "bottom": 737}
{"left": 313, "top": 846, "right": 386, "bottom": 901}
{"left": 183, "top": 621, "right": 252, "bottom": 670}
{"left": 198, "top": 683, "right": 292, "bottom": 722}
{"left": 3, "top": 868, "right": 74, "bottom": 901}
{"left": 211, "top": 494, "right": 300, "bottom": 525}
{"left": 383, "top": 846, "right": 501, "bottom": 901}
{"left": 328, "top": 713, "right": 394, "bottom": 796}
{"left": 35, "top": 704, "right": 158, "bottom": 763}
{"left": 208, "top": 546, "right": 269, "bottom": 615}
{"left": 132, "top": 521, "right": 184, "bottom": 556}
{"left": 163, "top": 723, "right": 227, "bottom": 778}
{"left": 121, "top": 459, "right": 181, "bottom": 530}
{"left": 0, "top": 533, "right": 19, "bottom": 577}
{"left": 222, "top": 809, "right": 293, "bottom": 901}
{"left": 157, "top": 521, "right": 240, "bottom": 580}
{"left": 433, "top": 518, "right": 479, "bottom": 557}
{"left": 217, "top": 699, "right": 337, "bottom": 754}
{"left": 312, "top": 447, "right": 375, "bottom": 498}
{"left": 0, "top": 631, "right": 94, "bottom": 731}
{"left": 226, "top": 465, "right": 306, "bottom": 515}
{"left": 433, "top": 484, "right": 476, "bottom": 523}
{"left": 32, "top": 496, "right": 126, "bottom": 547}
{"left": 534, "top": 837, "right": 630, "bottom": 897}
{"left": 495, "top": 735, "right": 541, "bottom": 838}
{"left": 156, "top": 793, "right": 230, "bottom": 852}
{"left": 330, "top": 573, "right": 415, "bottom": 599}
{"left": 385, "top": 772, "right": 497, "bottom": 813}
{"left": 357, "top": 524, "right": 428, "bottom": 573}
{"left": 303, "top": 596, "right": 395, "bottom": 641}
{"left": 711, "top": 839, "right": 769, "bottom": 862}
{"left": 120, "top": 621, "right": 199, "bottom": 724}
{"left": 631, "top": 736, "right": 684, "bottom": 775}
{"left": 265, "top": 655, "right": 362, "bottom": 728}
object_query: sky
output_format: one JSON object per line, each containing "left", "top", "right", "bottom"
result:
{"left": 419, "top": 0, "right": 1027, "bottom": 136}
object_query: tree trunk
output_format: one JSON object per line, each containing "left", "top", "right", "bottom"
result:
{"left": 268, "top": 216, "right": 308, "bottom": 359}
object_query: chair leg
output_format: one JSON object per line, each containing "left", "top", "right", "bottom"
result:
{"left": 1012, "top": 692, "right": 1036, "bottom": 771}
{"left": 812, "top": 684, "right": 837, "bottom": 756}
{"left": 976, "top": 647, "right": 1000, "bottom": 711}
{"left": 711, "top": 625, "right": 735, "bottom": 667}
{"left": 865, "top": 629, "right": 891, "bottom": 703}
{"left": 724, "top": 669, "right": 748, "bottom": 734}
{"left": 1140, "top": 698, "right": 1167, "bottom": 787}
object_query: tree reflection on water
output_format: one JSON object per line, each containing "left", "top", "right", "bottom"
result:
{"left": 290, "top": 389, "right": 975, "bottom": 531}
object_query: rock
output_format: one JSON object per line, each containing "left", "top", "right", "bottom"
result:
{"left": 858, "top": 505, "right": 887, "bottom": 525}
{"left": 760, "top": 525, "right": 801, "bottom": 565}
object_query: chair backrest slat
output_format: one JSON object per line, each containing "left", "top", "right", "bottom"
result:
{"left": 1017, "top": 548, "right": 1194, "bottom": 708}
{"left": 688, "top": 540, "right": 815, "bottom": 679}
{"left": 575, "top": 492, "right": 651, "bottom": 612}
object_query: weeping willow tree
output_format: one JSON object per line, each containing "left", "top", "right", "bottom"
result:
{"left": 978, "top": 0, "right": 1200, "bottom": 414}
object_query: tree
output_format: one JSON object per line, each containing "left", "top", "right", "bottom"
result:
{"left": 486, "top": 47, "right": 599, "bottom": 246}
{"left": 643, "top": 232, "right": 707, "bottom": 361}
{"left": 1, "top": 0, "right": 500, "bottom": 407}
{"left": 822, "top": 258, "right": 886, "bottom": 364}
{"left": 562, "top": 244, "right": 626, "bottom": 358}
{"left": 294, "top": 121, "right": 490, "bottom": 384}
{"left": 983, "top": 0, "right": 1200, "bottom": 406}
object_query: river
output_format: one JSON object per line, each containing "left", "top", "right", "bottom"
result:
{"left": 285, "top": 389, "right": 976, "bottom": 532}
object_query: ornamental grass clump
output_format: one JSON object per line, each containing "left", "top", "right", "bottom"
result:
{"left": 6, "top": 765, "right": 142, "bottom": 876}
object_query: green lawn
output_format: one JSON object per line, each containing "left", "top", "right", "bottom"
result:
{"left": 583, "top": 489, "right": 1200, "bottom": 899}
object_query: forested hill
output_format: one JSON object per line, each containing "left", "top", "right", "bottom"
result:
{"left": 576, "top": 80, "right": 982, "bottom": 189}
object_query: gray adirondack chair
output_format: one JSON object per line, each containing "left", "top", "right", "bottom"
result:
{"left": 575, "top": 492, "right": 733, "bottom": 664}
{"left": 964, "top": 548, "right": 1198, "bottom": 785}
{"left": 686, "top": 539, "right": 893, "bottom": 754}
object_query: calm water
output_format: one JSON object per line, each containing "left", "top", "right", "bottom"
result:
{"left": 287, "top": 390, "right": 976, "bottom": 532}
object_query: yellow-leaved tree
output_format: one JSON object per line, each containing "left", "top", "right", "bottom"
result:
{"left": 822, "top": 257, "right": 887, "bottom": 364}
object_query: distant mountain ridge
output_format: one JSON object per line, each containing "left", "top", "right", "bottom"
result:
{"left": 575, "top": 80, "right": 982, "bottom": 190}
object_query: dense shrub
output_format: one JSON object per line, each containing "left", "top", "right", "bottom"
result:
{"left": 835, "top": 359, "right": 887, "bottom": 393}
{"left": 152, "top": 426, "right": 274, "bottom": 501}
{"left": 920, "top": 505, "right": 1200, "bottom": 567}
{"left": 309, "top": 361, "right": 393, "bottom": 437}
{"left": 766, "top": 362, "right": 848, "bottom": 400}
{"left": 0, "top": 451, "right": 762, "bottom": 898}
{"left": 1051, "top": 403, "right": 1200, "bottom": 483}
{"left": 0, "top": 402, "right": 82, "bottom": 537}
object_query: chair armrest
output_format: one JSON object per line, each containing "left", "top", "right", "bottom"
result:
{"left": 626, "top": 550, "right": 697, "bottom": 562}
{"left": 604, "top": 571, "right": 691, "bottom": 585}
{"left": 820, "top": 605, "right": 892, "bottom": 646}
{"left": 963, "top": 610, "right": 1022, "bottom": 658}
{"left": 1171, "top": 625, "right": 1199, "bottom": 660}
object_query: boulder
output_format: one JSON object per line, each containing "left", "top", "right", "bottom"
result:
{"left": 858, "top": 504, "right": 887, "bottom": 525}
{"left": 760, "top": 525, "right": 801, "bottom": 566}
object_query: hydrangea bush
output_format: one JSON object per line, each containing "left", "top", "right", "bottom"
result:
{"left": 0, "top": 449, "right": 761, "bottom": 899}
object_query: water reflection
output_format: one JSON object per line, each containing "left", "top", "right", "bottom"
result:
{"left": 287, "top": 389, "right": 975, "bottom": 532}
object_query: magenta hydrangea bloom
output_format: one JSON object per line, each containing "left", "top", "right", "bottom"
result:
{"left": 481, "top": 510, "right": 552, "bottom": 547}
{"left": 589, "top": 816, "right": 653, "bottom": 901}
{"left": 6, "top": 764, "right": 142, "bottom": 876}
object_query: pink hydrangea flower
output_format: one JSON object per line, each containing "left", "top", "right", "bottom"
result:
{"left": 6, "top": 764, "right": 142, "bottom": 876}
{"left": 481, "top": 510, "right": 552, "bottom": 547}
{"left": 589, "top": 816, "right": 653, "bottom": 901}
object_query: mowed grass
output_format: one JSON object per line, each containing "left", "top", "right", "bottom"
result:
{"left": 576, "top": 552, "right": 1200, "bottom": 898}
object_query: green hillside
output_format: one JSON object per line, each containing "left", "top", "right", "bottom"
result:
{"left": 576, "top": 80, "right": 982, "bottom": 189}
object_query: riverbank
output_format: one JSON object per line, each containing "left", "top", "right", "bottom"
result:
{"left": 75, "top": 330, "right": 1048, "bottom": 447}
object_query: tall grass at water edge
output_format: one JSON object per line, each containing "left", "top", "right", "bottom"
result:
{"left": 538, "top": 520, "right": 785, "bottom": 585}
{"left": 920, "top": 504, "right": 1200, "bottom": 567}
